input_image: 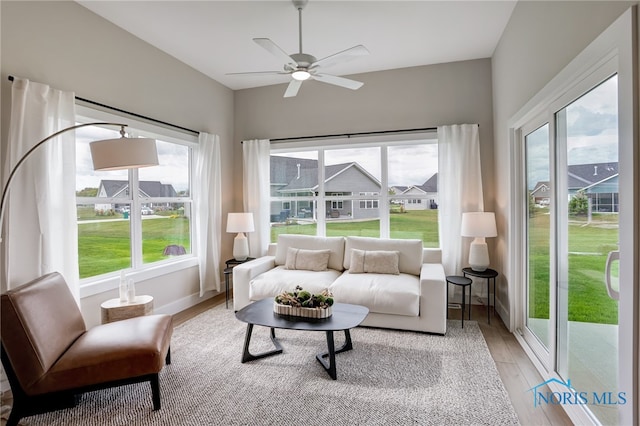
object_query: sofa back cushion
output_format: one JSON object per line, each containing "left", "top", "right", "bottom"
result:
{"left": 275, "top": 234, "right": 345, "bottom": 271}
{"left": 344, "top": 236, "right": 423, "bottom": 276}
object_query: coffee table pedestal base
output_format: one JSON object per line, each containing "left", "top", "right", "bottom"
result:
{"left": 315, "top": 329, "right": 353, "bottom": 380}
{"left": 241, "top": 324, "right": 353, "bottom": 380}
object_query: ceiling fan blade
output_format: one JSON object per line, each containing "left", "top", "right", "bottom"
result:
{"left": 226, "top": 71, "right": 288, "bottom": 76}
{"left": 312, "top": 74, "right": 364, "bottom": 90}
{"left": 253, "top": 38, "right": 297, "bottom": 67}
{"left": 311, "top": 45, "right": 369, "bottom": 70}
{"left": 284, "top": 79, "right": 303, "bottom": 98}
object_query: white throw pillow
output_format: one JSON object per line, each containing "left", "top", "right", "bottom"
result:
{"left": 285, "top": 248, "right": 331, "bottom": 271}
{"left": 349, "top": 249, "right": 400, "bottom": 275}
{"left": 275, "top": 235, "right": 345, "bottom": 271}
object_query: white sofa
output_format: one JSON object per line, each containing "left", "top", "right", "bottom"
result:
{"left": 233, "top": 235, "right": 447, "bottom": 334}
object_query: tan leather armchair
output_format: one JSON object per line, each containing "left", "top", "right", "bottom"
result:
{"left": 1, "top": 272, "right": 173, "bottom": 426}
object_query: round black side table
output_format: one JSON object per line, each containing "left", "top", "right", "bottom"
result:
{"left": 462, "top": 267, "right": 498, "bottom": 324}
{"left": 446, "top": 275, "right": 473, "bottom": 328}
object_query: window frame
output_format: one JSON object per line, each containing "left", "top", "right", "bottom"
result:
{"left": 75, "top": 105, "right": 199, "bottom": 298}
{"left": 270, "top": 131, "right": 438, "bottom": 241}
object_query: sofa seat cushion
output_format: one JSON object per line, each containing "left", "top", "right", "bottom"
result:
{"left": 329, "top": 271, "right": 420, "bottom": 317}
{"left": 249, "top": 266, "right": 342, "bottom": 301}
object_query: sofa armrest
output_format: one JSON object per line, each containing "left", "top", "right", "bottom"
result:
{"left": 233, "top": 256, "right": 276, "bottom": 311}
{"left": 422, "top": 248, "right": 442, "bottom": 264}
{"left": 419, "top": 262, "right": 447, "bottom": 334}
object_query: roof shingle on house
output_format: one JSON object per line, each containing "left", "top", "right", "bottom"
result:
{"left": 419, "top": 173, "right": 438, "bottom": 192}
{"left": 399, "top": 173, "right": 438, "bottom": 195}
{"left": 270, "top": 156, "right": 380, "bottom": 192}
{"left": 568, "top": 162, "right": 618, "bottom": 189}
{"left": 270, "top": 156, "right": 317, "bottom": 186}
{"left": 98, "top": 180, "right": 177, "bottom": 198}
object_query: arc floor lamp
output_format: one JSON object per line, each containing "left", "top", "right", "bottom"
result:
{"left": 0, "top": 122, "right": 159, "bottom": 242}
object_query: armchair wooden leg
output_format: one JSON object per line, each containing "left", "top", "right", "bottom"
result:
{"left": 150, "top": 374, "right": 161, "bottom": 410}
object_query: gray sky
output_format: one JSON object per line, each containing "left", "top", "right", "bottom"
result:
{"left": 527, "top": 74, "right": 618, "bottom": 189}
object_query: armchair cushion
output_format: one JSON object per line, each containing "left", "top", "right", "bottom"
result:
{"left": 32, "top": 315, "right": 172, "bottom": 395}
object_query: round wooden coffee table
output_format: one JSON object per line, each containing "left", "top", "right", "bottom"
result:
{"left": 235, "top": 298, "right": 369, "bottom": 380}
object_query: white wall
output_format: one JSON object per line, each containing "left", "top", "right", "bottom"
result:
{"left": 0, "top": 1, "right": 235, "bottom": 327}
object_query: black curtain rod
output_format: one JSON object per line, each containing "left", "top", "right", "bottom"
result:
{"left": 250, "top": 127, "right": 439, "bottom": 144}
{"left": 8, "top": 75, "right": 199, "bottom": 135}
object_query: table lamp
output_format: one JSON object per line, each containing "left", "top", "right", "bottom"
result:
{"left": 461, "top": 212, "right": 497, "bottom": 271}
{"left": 226, "top": 212, "right": 255, "bottom": 261}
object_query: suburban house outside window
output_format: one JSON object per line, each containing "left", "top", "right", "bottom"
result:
{"left": 269, "top": 134, "right": 439, "bottom": 247}
{"left": 75, "top": 110, "right": 195, "bottom": 281}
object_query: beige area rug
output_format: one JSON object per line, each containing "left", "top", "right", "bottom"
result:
{"left": 8, "top": 304, "right": 520, "bottom": 425}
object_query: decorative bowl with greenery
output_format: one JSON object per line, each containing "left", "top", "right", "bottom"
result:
{"left": 273, "top": 285, "right": 334, "bottom": 318}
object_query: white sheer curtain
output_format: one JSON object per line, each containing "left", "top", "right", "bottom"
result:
{"left": 2, "top": 78, "right": 78, "bottom": 299}
{"left": 242, "top": 139, "right": 270, "bottom": 258}
{"left": 437, "top": 124, "right": 484, "bottom": 276}
{"left": 194, "top": 132, "right": 222, "bottom": 296}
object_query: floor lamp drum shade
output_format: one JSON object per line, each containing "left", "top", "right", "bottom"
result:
{"left": 461, "top": 212, "right": 497, "bottom": 271}
{"left": 91, "top": 137, "right": 158, "bottom": 171}
{"left": 0, "top": 123, "right": 159, "bottom": 242}
{"left": 227, "top": 213, "right": 255, "bottom": 261}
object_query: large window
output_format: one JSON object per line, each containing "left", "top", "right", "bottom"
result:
{"left": 269, "top": 134, "right": 439, "bottom": 246}
{"left": 75, "top": 111, "right": 195, "bottom": 281}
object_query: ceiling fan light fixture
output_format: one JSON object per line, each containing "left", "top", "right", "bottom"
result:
{"left": 291, "top": 70, "right": 311, "bottom": 81}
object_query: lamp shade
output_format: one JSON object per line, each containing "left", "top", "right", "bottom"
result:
{"left": 90, "top": 137, "right": 158, "bottom": 171}
{"left": 461, "top": 212, "right": 497, "bottom": 238}
{"left": 226, "top": 212, "right": 255, "bottom": 233}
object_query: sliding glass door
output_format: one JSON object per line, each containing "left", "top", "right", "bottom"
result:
{"left": 555, "top": 75, "right": 620, "bottom": 425}
{"left": 521, "top": 72, "right": 623, "bottom": 425}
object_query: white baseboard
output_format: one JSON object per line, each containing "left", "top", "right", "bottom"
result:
{"left": 154, "top": 290, "right": 218, "bottom": 316}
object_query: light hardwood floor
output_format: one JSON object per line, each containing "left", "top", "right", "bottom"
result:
{"left": 457, "top": 303, "right": 574, "bottom": 425}
{"left": 2, "top": 295, "right": 573, "bottom": 425}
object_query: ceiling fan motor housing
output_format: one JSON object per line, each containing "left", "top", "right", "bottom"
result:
{"left": 289, "top": 53, "right": 317, "bottom": 70}
{"left": 292, "top": 0, "right": 308, "bottom": 10}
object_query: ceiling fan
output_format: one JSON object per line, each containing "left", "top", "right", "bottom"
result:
{"left": 227, "top": 0, "right": 369, "bottom": 98}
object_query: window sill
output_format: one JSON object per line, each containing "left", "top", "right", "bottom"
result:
{"left": 79, "top": 256, "right": 199, "bottom": 299}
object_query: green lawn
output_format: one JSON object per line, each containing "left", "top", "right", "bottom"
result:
{"left": 79, "top": 207, "right": 617, "bottom": 325}
{"left": 271, "top": 210, "right": 439, "bottom": 247}
{"left": 528, "top": 210, "right": 619, "bottom": 324}
{"left": 78, "top": 216, "right": 190, "bottom": 278}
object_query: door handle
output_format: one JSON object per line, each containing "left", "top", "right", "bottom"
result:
{"left": 604, "top": 250, "right": 620, "bottom": 301}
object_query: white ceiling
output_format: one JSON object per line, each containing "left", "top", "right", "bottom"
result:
{"left": 77, "top": 1, "right": 517, "bottom": 91}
